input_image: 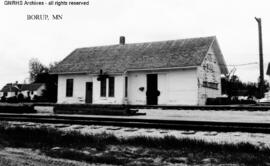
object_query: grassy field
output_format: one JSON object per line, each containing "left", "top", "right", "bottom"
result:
{"left": 0, "top": 121, "right": 270, "bottom": 165}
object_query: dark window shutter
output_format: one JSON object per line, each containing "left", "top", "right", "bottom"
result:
{"left": 109, "top": 77, "right": 115, "bottom": 97}
{"left": 125, "top": 76, "right": 128, "bottom": 97}
{"left": 66, "top": 79, "right": 73, "bottom": 97}
{"left": 100, "top": 78, "right": 106, "bottom": 97}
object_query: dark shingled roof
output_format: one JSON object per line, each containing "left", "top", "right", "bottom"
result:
{"left": 0, "top": 83, "right": 44, "bottom": 92}
{"left": 0, "top": 84, "right": 20, "bottom": 93}
{"left": 51, "top": 36, "right": 228, "bottom": 75}
{"left": 20, "top": 83, "right": 45, "bottom": 91}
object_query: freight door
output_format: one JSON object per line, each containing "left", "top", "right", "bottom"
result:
{"left": 85, "top": 82, "right": 93, "bottom": 103}
{"left": 146, "top": 74, "right": 159, "bottom": 105}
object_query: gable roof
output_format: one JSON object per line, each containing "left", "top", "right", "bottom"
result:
{"left": 51, "top": 36, "right": 228, "bottom": 75}
{"left": 0, "top": 84, "right": 20, "bottom": 93}
{"left": 20, "top": 83, "right": 45, "bottom": 91}
{"left": 0, "top": 83, "right": 45, "bottom": 93}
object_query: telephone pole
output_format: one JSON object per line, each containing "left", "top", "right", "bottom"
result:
{"left": 255, "top": 17, "right": 264, "bottom": 98}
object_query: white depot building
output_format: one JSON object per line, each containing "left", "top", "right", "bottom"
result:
{"left": 51, "top": 36, "right": 228, "bottom": 105}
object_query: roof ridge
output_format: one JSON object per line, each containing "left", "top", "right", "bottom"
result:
{"left": 76, "top": 36, "right": 216, "bottom": 50}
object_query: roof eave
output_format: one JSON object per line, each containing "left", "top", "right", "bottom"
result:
{"left": 49, "top": 71, "right": 88, "bottom": 75}
{"left": 125, "top": 66, "right": 198, "bottom": 73}
{"left": 52, "top": 66, "right": 199, "bottom": 75}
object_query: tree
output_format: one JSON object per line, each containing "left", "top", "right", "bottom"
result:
{"left": 221, "top": 74, "right": 269, "bottom": 99}
{"left": 221, "top": 75, "right": 242, "bottom": 98}
{"left": 48, "top": 61, "right": 59, "bottom": 71}
{"left": 28, "top": 58, "right": 58, "bottom": 102}
{"left": 29, "top": 58, "right": 48, "bottom": 83}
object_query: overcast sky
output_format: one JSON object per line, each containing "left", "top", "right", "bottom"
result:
{"left": 0, "top": 0, "right": 270, "bottom": 88}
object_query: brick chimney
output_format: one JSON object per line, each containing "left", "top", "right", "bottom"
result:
{"left": 119, "top": 36, "right": 125, "bottom": 45}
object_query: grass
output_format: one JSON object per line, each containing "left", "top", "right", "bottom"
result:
{"left": 0, "top": 121, "right": 270, "bottom": 165}
{"left": 47, "top": 148, "right": 129, "bottom": 165}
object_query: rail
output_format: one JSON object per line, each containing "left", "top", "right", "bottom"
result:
{"left": 0, "top": 113, "right": 270, "bottom": 133}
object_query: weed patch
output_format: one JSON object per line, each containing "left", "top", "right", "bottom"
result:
{"left": 0, "top": 122, "right": 270, "bottom": 165}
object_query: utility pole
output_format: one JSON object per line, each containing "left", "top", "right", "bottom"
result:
{"left": 255, "top": 17, "right": 264, "bottom": 98}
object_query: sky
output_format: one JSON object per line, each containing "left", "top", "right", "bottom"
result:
{"left": 0, "top": 0, "right": 270, "bottom": 88}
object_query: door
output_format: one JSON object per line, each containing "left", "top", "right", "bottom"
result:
{"left": 146, "top": 74, "right": 159, "bottom": 105}
{"left": 85, "top": 82, "right": 93, "bottom": 103}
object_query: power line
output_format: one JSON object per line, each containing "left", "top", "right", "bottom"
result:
{"left": 219, "top": 62, "right": 258, "bottom": 67}
{"left": 228, "top": 62, "right": 258, "bottom": 67}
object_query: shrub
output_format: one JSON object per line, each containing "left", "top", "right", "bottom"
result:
{"left": 6, "top": 96, "right": 18, "bottom": 103}
{"left": 206, "top": 97, "right": 256, "bottom": 105}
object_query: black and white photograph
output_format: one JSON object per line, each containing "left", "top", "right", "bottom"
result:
{"left": 1, "top": 0, "right": 270, "bottom": 165}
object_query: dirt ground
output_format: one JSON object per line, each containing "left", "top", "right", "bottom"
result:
{"left": 33, "top": 106, "right": 270, "bottom": 123}
{"left": 48, "top": 108, "right": 270, "bottom": 123}
{"left": 0, "top": 147, "right": 111, "bottom": 166}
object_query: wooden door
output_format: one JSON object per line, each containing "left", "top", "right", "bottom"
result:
{"left": 146, "top": 74, "right": 158, "bottom": 105}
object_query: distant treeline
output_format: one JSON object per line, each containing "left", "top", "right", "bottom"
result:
{"left": 221, "top": 75, "right": 269, "bottom": 99}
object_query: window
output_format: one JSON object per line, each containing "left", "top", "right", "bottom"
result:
{"left": 125, "top": 76, "right": 128, "bottom": 97}
{"left": 66, "top": 79, "right": 73, "bottom": 97}
{"left": 3, "top": 92, "right": 7, "bottom": 97}
{"left": 100, "top": 78, "right": 106, "bottom": 97}
{"left": 109, "top": 77, "right": 115, "bottom": 97}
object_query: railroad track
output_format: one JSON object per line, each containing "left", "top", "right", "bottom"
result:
{"left": 32, "top": 103, "right": 270, "bottom": 111}
{"left": 1, "top": 113, "right": 270, "bottom": 133}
